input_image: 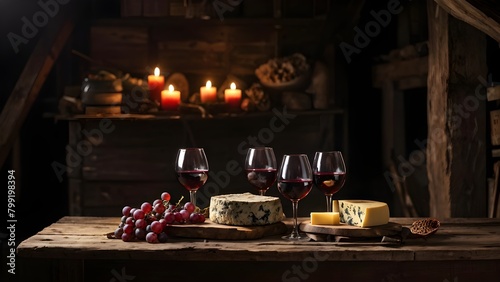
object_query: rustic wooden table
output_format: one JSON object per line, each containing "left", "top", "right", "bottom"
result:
{"left": 17, "top": 217, "right": 500, "bottom": 282}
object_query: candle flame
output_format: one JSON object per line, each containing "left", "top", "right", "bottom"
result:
{"left": 230, "top": 82, "right": 236, "bottom": 90}
{"left": 154, "top": 67, "right": 160, "bottom": 77}
{"left": 169, "top": 84, "right": 174, "bottom": 92}
{"left": 206, "top": 80, "right": 212, "bottom": 88}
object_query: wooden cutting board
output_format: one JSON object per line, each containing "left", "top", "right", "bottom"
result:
{"left": 165, "top": 220, "right": 288, "bottom": 240}
{"left": 299, "top": 220, "right": 402, "bottom": 238}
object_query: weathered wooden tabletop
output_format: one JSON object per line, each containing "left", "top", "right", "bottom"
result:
{"left": 16, "top": 217, "right": 500, "bottom": 282}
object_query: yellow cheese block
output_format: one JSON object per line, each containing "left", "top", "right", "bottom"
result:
{"left": 338, "top": 200, "right": 389, "bottom": 227}
{"left": 310, "top": 212, "right": 340, "bottom": 225}
{"left": 333, "top": 200, "right": 339, "bottom": 212}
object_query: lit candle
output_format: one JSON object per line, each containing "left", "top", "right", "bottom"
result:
{"left": 148, "top": 67, "right": 165, "bottom": 105}
{"left": 200, "top": 80, "right": 217, "bottom": 103}
{"left": 224, "top": 82, "right": 241, "bottom": 109}
{"left": 161, "top": 85, "right": 181, "bottom": 111}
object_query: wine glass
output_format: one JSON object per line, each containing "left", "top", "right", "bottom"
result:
{"left": 313, "top": 151, "right": 347, "bottom": 212}
{"left": 175, "top": 148, "right": 209, "bottom": 207}
{"left": 245, "top": 147, "right": 277, "bottom": 196}
{"left": 277, "top": 154, "right": 313, "bottom": 241}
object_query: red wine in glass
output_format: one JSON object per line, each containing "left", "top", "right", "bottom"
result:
{"left": 177, "top": 170, "right": 209, "bottom": 191}
{"left": 277, "top": 154, "right": 313, "bottom": 241}
{"left": 313, "top": 172, "right": 346, "bottom": 195}
{"left": 246, "top": 168, "right": 277, "bottom": 193}
{"left": 313, "top": 151, "right": 346, "bottom": 212}
{"left": 277, "top": 179, "right": 313, "bottom": 201}
{"left": 175, "top": 148, "right": 209, "bottom": 208}
{"left": 245, "top": 147, "right": 277, "bottom": 195}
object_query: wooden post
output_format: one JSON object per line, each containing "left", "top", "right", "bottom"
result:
{"left": 0, "top": 1, "right": 81, "bottom": 167}
{"left": 427, "top": 2, "right": 487, "bottom": 218}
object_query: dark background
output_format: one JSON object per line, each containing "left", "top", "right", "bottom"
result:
{"left": 7, "top": 3, "right": 495, "bottom": 279}
{"left": 0, "top": 0, "right": 398, "bottom": 240}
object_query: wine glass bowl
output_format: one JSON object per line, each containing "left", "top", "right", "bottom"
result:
{"left": 175, "top": 148, "right": 209, "bottom": 207}
{"left": 245, "top": 147, "right": 277, "bottom": 196}
{"left": 277, "top": 154, "right": 313, "bottom": 241}
{"left": 313, "top": 151, "right": 346, "bottom": 212}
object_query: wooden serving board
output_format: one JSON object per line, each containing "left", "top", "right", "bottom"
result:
{"left": 165, "top": 220, "right": 288, "bottom": 240}
{"left": 300, "top": 220, "right": 402, "bottom": 238}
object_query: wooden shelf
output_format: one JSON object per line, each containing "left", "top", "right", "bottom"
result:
{"left": 91, "top": 17, "right": 328, "bottom": 28}
{"left": 50, "top": 108, "right": 345, "bottom": 121}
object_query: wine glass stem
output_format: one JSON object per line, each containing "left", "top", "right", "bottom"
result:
{"left": 259, "top": 190, "right": 265, "bottom": 196}
{"left": 326, "top": 195, "right": 333, "bottom": 212}
{"left": 291, "top": 200, "right": 299, "bottom": 238}
{"left": 189, "top": 190, "right": 197, "bottom": 207}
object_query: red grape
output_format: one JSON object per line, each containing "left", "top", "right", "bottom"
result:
{"left": 180, "top": 209, "right": 190, "bottom": 220}
{"left": 161, "top": 192, "right": 171, "bottom": 202}
{"left": 189, "top": 213, "right": 199, "bottom": 223}
{"left": 184, "top": 202, "right": 195, "bottom": 213}
{"left": 114, "top": 227, "right": 124, "bottom": 238}
{"left": 135, "top": 228, "right": 147, "bottom": 240}
{"left": 125, "top": 217, "right": 134, "bottom": 225}
{"left": 146, "top": 232, "right": 158, "bottom": 243}
{"left": 133, "top": 209, "right": 145, "bottom": 220}
{"left": 122, "top": 233, "right": 134, "bottom": 242}
{"left": 164, "top": 212, "right": 175, "bottom": 224}
{"left": 198, "top": 213, "right": 205, "bottom": 223}
{"left": 122, "top": 206, "right": 132, "bottom": 216}
{"left": 115, "top": 191, "right": 208, "bottom": 243}
{"left": 141, "top": 202, "right": 152, "bottom": 214}
{"left": 159, "top": 218, "right": 167, "bottom": 228}
{"left": 154, "top": 203, "right": 165, "bottom": 214}
{"left": 158, "top": 232, "right": 168, "bottom": 243}
{"left": 151, "top": 221, "right": 163, "bottom": 234}
{"left": 174, "top": 212, "right": 183, "bottom": 223}
{"left": 123, "top": 224, "right": 134, "bottom": 234}
{"left": 135, "top": 219, "right": 146, "bottom": 229}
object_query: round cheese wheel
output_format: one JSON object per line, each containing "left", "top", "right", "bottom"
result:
{"left": 209, "top": 193, "right": 284, "bottom": 226}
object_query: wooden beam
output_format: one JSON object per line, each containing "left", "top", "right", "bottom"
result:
{"left": 427, "top": 1, "right": 487, "bottom": 218}
{"left": 372, "top": 56, "right": 428, "bottom": 88}
{"left": 0, "top": 1, "right": 80, "bottom": 167}
{"left": 435, "top": 0, "right": 500, "bottom": 43}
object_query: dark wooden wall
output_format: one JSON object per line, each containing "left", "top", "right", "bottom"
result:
{"left": 88, "top": 19, "right": 328, "bottom": 96}
{"left": 67, "top": 112, "right": 338, "bottom": 217}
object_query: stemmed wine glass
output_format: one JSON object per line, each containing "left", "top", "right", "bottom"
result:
{"left": 277, "top": 154, "right": 313, "bottom": 241}
{"left": 245, "top": 147, "right": 277, "bottom": 196}
{"left": 175, "top": 148, "right": 209, "bottom": 207}
{"left": 313, "top": 151, "right": 347, "bottom": 212}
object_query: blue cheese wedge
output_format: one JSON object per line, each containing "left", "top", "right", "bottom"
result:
{"left": 338, "top": 200, "right": 390, "bottom": 227}
{"left": 209, "top": 193, "right": 284, "bottom": 226}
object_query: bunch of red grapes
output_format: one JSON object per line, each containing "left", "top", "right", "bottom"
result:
{"left": 113, "top": 192, "right": 206, "bottom": 243}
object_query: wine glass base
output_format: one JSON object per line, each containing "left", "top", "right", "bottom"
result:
{"left": 281, "top": 233, "right": 311, "bottom": 241}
